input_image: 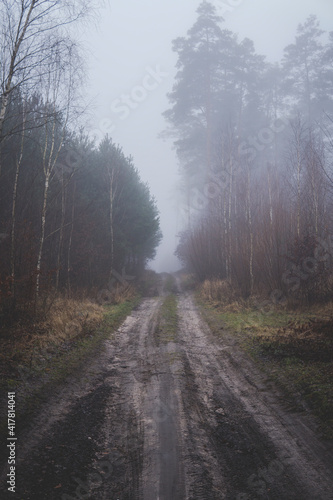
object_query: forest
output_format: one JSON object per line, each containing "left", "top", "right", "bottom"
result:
{"left": 0, "top": 1, "right": 162, "bottom": 325}
{"left": 165, "top": 1, "right": 333, "bottom": 306}
{"left": 0, "top": 3, "right": 333, "bottom": 498}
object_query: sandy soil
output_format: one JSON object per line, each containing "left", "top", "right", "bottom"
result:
{"left": 1, "top": 277, "right": 333, "bottom": 499}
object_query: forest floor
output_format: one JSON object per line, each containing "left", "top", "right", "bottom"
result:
{"left": 1, "top": 274, "right": 333, "bottom": 499}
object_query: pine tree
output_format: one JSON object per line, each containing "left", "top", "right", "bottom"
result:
{"left": 282, "top": 15, "right": 330, "bottom": 124}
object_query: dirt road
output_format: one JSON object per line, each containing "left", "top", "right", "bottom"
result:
{"left": 1, "top": 279, "right": 333, "bottom": 499}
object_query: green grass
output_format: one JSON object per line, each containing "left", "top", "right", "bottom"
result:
{"left": 197, "top": 295, "right": 333, "bottom": 438}
{"left": 155, "top": 294, "right": 178, "bottom": 344}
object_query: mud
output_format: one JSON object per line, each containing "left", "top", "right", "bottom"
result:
{"left": 1, "top": 277, "right": 333, "bottom": 499}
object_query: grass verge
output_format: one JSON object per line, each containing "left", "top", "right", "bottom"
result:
{"left": 0, "top": 295, "right": 140, "bottom": 455}
{"left": 197, "top": 292, "right": 333, "bottom": 438}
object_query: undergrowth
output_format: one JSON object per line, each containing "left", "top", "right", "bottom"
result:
{"left": 0, "top": 294, "right": 140, "bottom": 454}
{"left": 197, "top": 280, "right": 333, "bottom": 438}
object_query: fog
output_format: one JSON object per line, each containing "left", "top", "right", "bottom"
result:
{"left": 83, "top": 0, "right": 333, "bottom": 272}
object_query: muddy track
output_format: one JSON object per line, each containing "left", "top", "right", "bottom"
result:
{"left": 1, "top": 280, "right": 333, "bottom": 499}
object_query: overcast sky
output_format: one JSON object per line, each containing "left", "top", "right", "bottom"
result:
{"left": 82, "top": 0, "right": 333, "bottom": 272}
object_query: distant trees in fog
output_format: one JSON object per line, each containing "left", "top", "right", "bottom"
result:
{"left": 165, "top": 1, "right": 333, "bottom": 303}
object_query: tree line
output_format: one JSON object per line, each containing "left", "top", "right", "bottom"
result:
{"left": 0, "top": 1, "right": 162, "bottom": 323}
{"left": 165, "top": 1, "right": 333, "bottom": 304}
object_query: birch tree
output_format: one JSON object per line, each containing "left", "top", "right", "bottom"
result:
{"left": 35, "top": 40, "right": 80, "bottom": 300}
{"left": 0, "top": 0, "right": 93, "bottom": 173}
{"left": 286, "top": 116, "right": 307, "bottom": 238}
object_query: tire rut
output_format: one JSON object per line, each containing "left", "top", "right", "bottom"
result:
{"left": 1, "top": 281, "right": 333, "bottom": 500}
{"left": 176, "top": 291, "right": 333, "bottom": 500}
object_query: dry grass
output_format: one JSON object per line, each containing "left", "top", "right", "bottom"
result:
{"left": 178, "top": 273, "right": 197, "bottom": 291}
{"left": 198, "top": 293, "right": 333, "bottom": 437}
{"left": 97, "top": 284, "right": 136, "bottom": 305}
{"left": 0, "top": 296, "right": 105, "bottom": 379}
{"left": 0, "top": 284, "right": 139, "bottom": 383}
{"left": 0, "top": 293, "right": 140, "bottom": 448}
{"left": 303, "top": 301, "right": 333, "bottom": 319}
{"left": 198, "top": 279, "right": 241, "bottom": 307}
{"left": 38, "top": 297, "right": 104, "bottom": 348}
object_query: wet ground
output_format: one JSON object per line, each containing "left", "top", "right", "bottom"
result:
{"left": 1, "top": 277, "right": 333, "bottom": 499}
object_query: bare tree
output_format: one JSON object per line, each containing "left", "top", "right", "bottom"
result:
{"left": 0, "top": 0, "right": 94, "bottom": 173}
{"left": 285, "top": 115, "right": 307, "bottom": 238}
{"left": 35, "top": 40, "right": 81, "bottom": 301}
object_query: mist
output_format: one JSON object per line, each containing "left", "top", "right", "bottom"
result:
{"left": 83, "top": 0, "right": 333, "bottom": 273}
{"left": 1, "top": 2, "right": 333, "bottom": 495}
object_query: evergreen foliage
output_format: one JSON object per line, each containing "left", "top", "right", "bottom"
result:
{"left": 167, "top": 2, "right": 333, "bottom": 304}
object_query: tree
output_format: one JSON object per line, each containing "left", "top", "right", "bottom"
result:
{"left": 163, "top": 1, "right": 268, "bottom": 225}
{"left": 281, "top": 15, "right": 331, "bottom": 125}
{"left": 0, "top": 0, "right": 92, "bottom": 171}
{"left": 171, "top": 7, "right": 333, "bottom": 306}
{"left": 9, "top": 99, "right": 26, "bottom": 302}
{"left": 163, "top": 1, "right": 228, "bottom": 175}
{"left": 34, "top": 36, "right": 82, "bottom": 300}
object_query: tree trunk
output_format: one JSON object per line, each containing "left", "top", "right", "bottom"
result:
{"left": 10, "top": 112, "right": 26, "bottom": 300}
{"left": 36, "top": 171, "right": 50, "bottom": 301}
{"left": 67, "top": 182, "right": 76, "bottom": 296}
{"left": 55, "top": 167, "right": 66, "bottom": 290}
{"left": 108, "top": 166, "right": 116, "bottom": 280}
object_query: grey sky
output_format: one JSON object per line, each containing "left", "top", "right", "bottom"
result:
{"left": 83, "top": 0, "right": 333, "bottom": 272}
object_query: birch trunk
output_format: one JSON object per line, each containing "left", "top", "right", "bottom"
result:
{"left": 35, "top": 117, "right": 65, "bottom": 302}
{"left": 67, "top": 182, "right": 76, "bottom": 296}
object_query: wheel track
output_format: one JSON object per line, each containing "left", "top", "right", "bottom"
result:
{"left": 1, "top": 277, "right": 333, "bottom": 500}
